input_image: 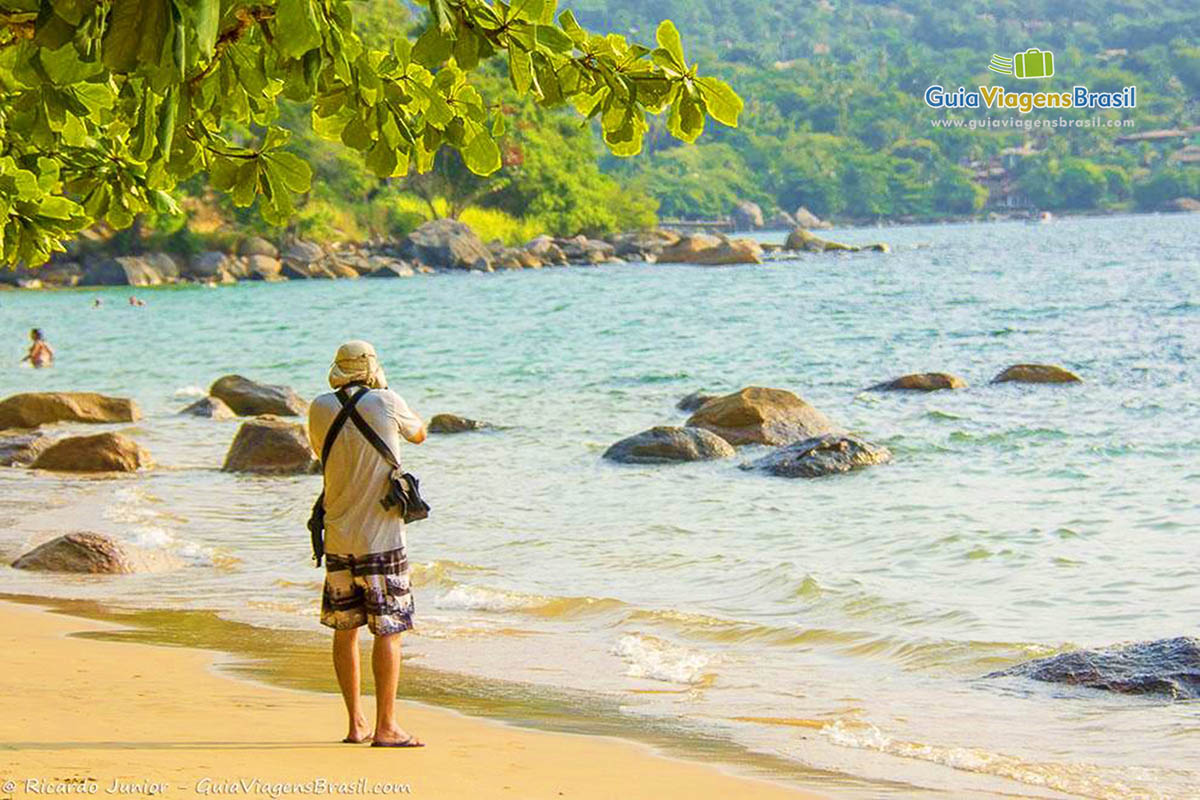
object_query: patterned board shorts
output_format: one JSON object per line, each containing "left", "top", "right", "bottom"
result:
{"left": 320, "top": 547, "right": 414, "bottom": 636}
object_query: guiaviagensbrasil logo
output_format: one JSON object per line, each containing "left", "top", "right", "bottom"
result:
{"left": 924, "top": 47, "right": 1135, "bottom": 114}
{"left": 989, "top": 49, "right": 1054, "bottom": 80}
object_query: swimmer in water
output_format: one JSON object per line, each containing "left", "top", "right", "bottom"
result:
{"left": 21, "top": 328, "right": 54, "bottom": 368}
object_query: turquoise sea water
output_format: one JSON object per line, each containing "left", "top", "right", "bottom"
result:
{"left": 1, "top": 214, "right": 1197, "bottom": 798}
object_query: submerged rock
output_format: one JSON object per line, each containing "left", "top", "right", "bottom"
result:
{"left": 0, "top": 392, "right": 141, "bottom": 429}
{"left": 785, "top": 228, "right": 889, "bottom": 253}
{"left": 986, "top": 637, "right": 1200, "bottom": 699}
{"left": 686, "top": 386, "right": 838, "bottom": 446}
{"left": 210, "top": 375, "right": 307, "bottom": 417}
{"left": 0, "top": 431, "right": 52, "bottom": 466}
{"left": 869, "top": 372, "right": 967, "bottom": 392}
{"left": 743, "top": 434, "right": 892, "bottom": 478}
{"left": 428, "top": 414, "right": 490, "bottom": 434}
{"left": 12, "top": 532, "right": 177, "bottom": 574}
{"left": 222, "top": 417, "right": 317, "bottom": 474}
{"left": 31, "top": 432, "right": 151, "bottom": 473}
{"left": 676, "top": 390, "right": 718, "bottom": 412}
{"left": 179, "top": 396, "right": 235, "bottom": 420}
{"left": 992, "top": 364, "right": 1082, "bottom": 384}
{"left": 604, "top": 426, "right": 736, "bottom": 464}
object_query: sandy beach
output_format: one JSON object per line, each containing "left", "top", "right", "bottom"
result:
{"left": 0, "top": 600, "right": 818, "bottom": 800}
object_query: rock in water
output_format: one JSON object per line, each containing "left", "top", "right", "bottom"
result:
{"left": 210, "top": 375, "right": 308, "bottom": 417}
{"left": 604, "top": 427, "right": 736, "bottom": 464}
{"left": 986, "top": 637, "right": 1200, "bottom": 699}
{"left": 657, "top": 235, "right": 763, "bottom": 265}
{"left": 744, "top": 434, "right": 892, "bottom": 478}
{"left": 869, "top": 373, "right": 967, "bottom": 392}
{"left": 222, "top": 417, "right": 317, "bottom": 474}
{"left": 428, "top": 414, "right": 490, "bottom": 434}
{"left": 0, "top": 392, "right": 141, "bottom": 428}
{"left": 32, "top": 433, "right": 151, "bottom": 473}
{"left": 179, "top": 396, "right": 235, "bottom": 420}
{"left": 676, "top": 391, "right": 718, "bottom": 412}
{"left": 992, "top": 364, "right": 1082, "bottom": 384}
{"left": 785, "top": 228, "right": 889, "bottom": 253}
{"left": 11, "top": 531, "right": 177, "bottom": 574}
{"left": 0, "top": 431, "right": 52, "bottom": 466}
{"left": 12, "top": 532, "right": 136, "bottom": 573}
{"left": 686, "top": 386, "right": 838, "bottom": 446}
{"left": 399, "top": 219, "right": 493, "bottom": 271}
{"left": 81, "top": 254, "right": 179, "bottom": 286}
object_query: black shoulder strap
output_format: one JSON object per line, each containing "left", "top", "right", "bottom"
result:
{"left": 338, "top": 393, "right": 402, "bottom": 472}
{"left": 322, "top": 386, "right": 369, "bottom": 466}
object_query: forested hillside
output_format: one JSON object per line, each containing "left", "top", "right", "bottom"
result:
{"left": 130, "top": 0, "right": 1200, "bottom": 253}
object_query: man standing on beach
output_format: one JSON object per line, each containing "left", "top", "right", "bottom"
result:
{"left": 307, "top": 340, "right": 428, "bottom": 748}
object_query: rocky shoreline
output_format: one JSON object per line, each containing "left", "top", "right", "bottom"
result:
{"left": 1, "top": 219, "right": 887, "bottom": 290}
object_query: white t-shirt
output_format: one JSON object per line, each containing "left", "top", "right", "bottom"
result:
{"left": 307, "top": 388, "right": 424, "bottom": 557}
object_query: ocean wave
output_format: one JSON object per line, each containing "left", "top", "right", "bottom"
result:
{"left": 820, "top": 720, "right": 1188, "bottom": 800}
{"left": 434, "top": 583, "right": 626, "bottom": 618}
{"left": 172, "top": 385, "right": 208, "bottom": 398}
{"left": 612, "top": 633, "right": 714, "bottom": 686}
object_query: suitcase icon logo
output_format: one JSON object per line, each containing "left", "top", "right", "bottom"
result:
{"left": 989, "top": 49, "right": 1054, "bottom": 79}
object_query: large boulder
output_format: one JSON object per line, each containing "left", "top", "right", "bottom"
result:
{"left": 428, "top": 413, "right": 490, "bottom": 434}
{"left": 0, "top": 392, "right": 141, "bottom": 428}
{"left": 869, "top": 372, "right": 967, "bottom": 392}
{"left": 766, "top": 211, "right": 797, "bottom": 230}
{"left": 1168, "top": 197, "right": 1200, "bottom": 213}
{"left": 221, "top": 417, "right": 317, "bottom": 474}
{"left": 793, "top": 207, "right": 831, "bottom": 229}
{"left": 0, "top": 431, "right": 52, "bottom": 466}
{"left": 743, "top": 434, "right": 892, "bottom": 478}
{"left": 238, "top": 236, "right": 279, "bottom": 258}
{"left": 244, "top": 254, "right": 284, "bottom": 281}
{"left": 986, "top": 637, "right": 1200, "bottom": 699}
{"left": 992, "top": 364, "right": 1082, "bottom": 384}
{"left": 184, "top": 251, "right": 233, "bottom": 281}
{"left": 686, "top": 387, "right": 837, "bottom": 446}
{"left": 281, "top": 238, "right": 325, "bottom": 266}
{"left": 555, "top": 235, "right": 616, "bottom": 265}
{"left": 399, "top": 218, "right": 492, "bottom": 271}
{"left": 209, "top": 375, "right": 307, "bottom": 417}
{"left": 730, "top": 200, "right": 764, "bottom": 231}
{"left": 785, "top": 228, "right": 889, "bottom": 253}
{"left": 11, "top": 532, "right": 172, "bottom": 574}
{"left": 81, "top": 254, "right": 179, "bottom": 286}
{"left": 524, "top": 236, "right": 568, "bottom": 266}
{"left": 604, "top": 426, "right": 736, "bottom": 464}
{"left": 31, "top": 432, "right": 151, "bottom": 473}
{"left": 179, "top": 396, "right": 235, "bottom": 420}
{"left": 676, "top": 391, "right": 718, "bottom": 412}
{"left": 657, "top": 234, "right": 762, "bottom": 265}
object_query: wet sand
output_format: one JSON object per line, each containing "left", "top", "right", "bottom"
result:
{"left": 0, "top": 600, "right": 820, "bottom": 799}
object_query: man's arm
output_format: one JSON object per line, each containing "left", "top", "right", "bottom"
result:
{"left": 387, "top": 391, "right": 426, "bottom": 445}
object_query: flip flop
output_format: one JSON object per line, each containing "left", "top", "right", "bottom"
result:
{"left": 370, "top": 736, "right": 425, "bottom": 748}
{"left": 342, "top": 735, "right": 371, "bottom": 744}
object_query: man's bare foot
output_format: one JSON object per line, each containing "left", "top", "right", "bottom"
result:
{"left": 372, "top": 724, "right": 422, "bottom": 747}
{"left": 343, "top": 715, "right": 372, "bottom": 743}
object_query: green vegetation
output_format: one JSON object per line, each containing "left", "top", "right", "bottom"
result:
{"left": 0, "top": 0, "right": 740, "bottom": 266}
{"left": 5, "top": 0, "right": 1199, "bottom": 267}
{"left": 586, "top": 0, "right": 1199, "bottom": 219}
